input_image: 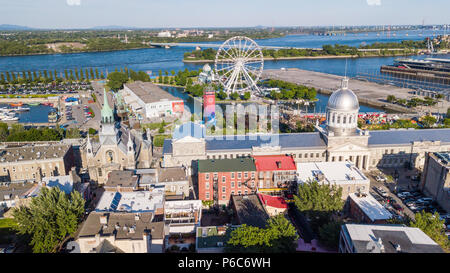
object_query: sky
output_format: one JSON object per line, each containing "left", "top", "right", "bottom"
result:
{"left": 0, "top": 0, "right": 449, "bottom": 29}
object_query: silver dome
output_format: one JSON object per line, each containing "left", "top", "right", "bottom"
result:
{"left": 202, "top": 64, "right": 212, "bottom": 72}
{"left": 327, "top": 78, "right": 359, "bottom": 111}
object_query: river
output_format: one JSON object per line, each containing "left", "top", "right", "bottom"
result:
{"left": 0, "top": 29, "right": 448, "bottom": 114}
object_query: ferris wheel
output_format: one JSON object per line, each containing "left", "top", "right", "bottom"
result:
{"left": 214, "top": 36, "right": 264, "bottom": 95}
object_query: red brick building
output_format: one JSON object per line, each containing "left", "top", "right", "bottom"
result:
{"left": 197, "top": 158, "right": 257, "bottom": 205}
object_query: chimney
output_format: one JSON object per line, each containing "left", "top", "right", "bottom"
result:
{"left": 99, "top": 214, "right": 108, "bottom": 225}
{"left": 135, "top": 213, "right": 140, "bottom": 221}
{"left": 394, "top": 244, "right": 401, "bottom": 253}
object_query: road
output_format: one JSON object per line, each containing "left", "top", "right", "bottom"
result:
{"left": 367, "top": 170, "right": 416, "bottom": 220}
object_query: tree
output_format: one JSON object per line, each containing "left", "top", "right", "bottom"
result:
{"left": 88, "top": 128, "right": 97, "bottom": 135}
{"left": 65, "top": 128, "right": 81, "bottom": 139}
{"left": 12, "top": 187, "right": 85, "bottom": 253}
{"left": 387, "top": 95, "right": 396, "bottom": 103}
{"left": 243, "top": 92, "right": 251, "bottom": 100}
{"left": 318, "top": 220, "right": 343, "bottom": 249}
{"left": 409, "top": 211, "right": 449, "bottom": 251}
{"left": 421, "top": 115, "right": 437, "bottom": 128}
{"left": 106, "top": 71, "right": 129, "bottom": 91}
{"left": 230, "top": 92, "right": 240, "bottom": 100}
{"left": 225, "top": 214, "right": 298, "bottom": 253}
{"left": 294, "top": 180, "right": 344, "bottom": 232}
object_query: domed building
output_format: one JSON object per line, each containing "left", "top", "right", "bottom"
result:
{"left": 163, "top": 76, "right": 450, "bottom": 174}
{"left": 198, "top": 64, "right": 215, "bottom": 84}
{"left": 326, "top": 78, "right": 359, "bottom": 137}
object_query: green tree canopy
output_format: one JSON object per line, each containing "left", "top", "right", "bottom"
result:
{"left": 409, "top": 211, "right": 449, "bottom": 251}
{"left": 225, "top": 214, "right": 298, "bottom": 253}
{"left": 294, "top": 180, "right": 344, "bottom": 232}
{"left": 106, "top": 71, "right": 129, "bottom": 91}
{"left": 12, "top": 187, "right": 85, "bottom": 253}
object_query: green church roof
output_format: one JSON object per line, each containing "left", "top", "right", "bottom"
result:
{"left": 101, "top": 88, "right": 114, "bottom": 123}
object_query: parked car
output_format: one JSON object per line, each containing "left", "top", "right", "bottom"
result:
{"left": 375, "top": 175, "right": 387, "bottom": 182}
{"left": 375, "top": 187, "right": 389, "bottom": 198}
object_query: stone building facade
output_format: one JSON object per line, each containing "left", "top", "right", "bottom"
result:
{"left": 163, "top": 78, "right": 450, "bottom": 172}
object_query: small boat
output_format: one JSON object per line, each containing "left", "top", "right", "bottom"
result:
{"left": 27, "top": 102, "right": 40, "bottom": 106}
{"left": 41, "top": 102, "right": 54, "bottom": 107}
{"left": 14, "top": 107, "right": 30, "bottom": 112}
{"left": 10, "top": 102, "right": 23, "bottom": 107}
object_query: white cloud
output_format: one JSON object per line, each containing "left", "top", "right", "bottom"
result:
{"left": 66, "top": 0, "right": 81, "bottom": 6}
{"left": 366, "top": 0, "right": 381, "bottom": 6}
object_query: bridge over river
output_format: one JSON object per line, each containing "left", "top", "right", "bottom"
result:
{"left": 148, "top": 42, "right": 322, "bottom": 51}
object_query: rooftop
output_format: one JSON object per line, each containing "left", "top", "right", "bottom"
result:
{"left": 433, "top": 151, "right": 450, "bottom": 166}
{"left": 368, "top": 128, "right": 450, "bottom": 146}
{"left": 95, "top": 189, "right": 164, "bottom": 213}
{"left": 253, "top": 155, "right": 296, "bottom": 172}
{"left": 231, "top": 194, "right": 269, "bottom": 228}
{"left": 173, "top": 122, "right": 205, "bottom": 140}
{"left": 158, "top": 167, "right": 188, "bottom": 183}
{"left": 124, "top": 81, "right": 181, "bottom": 104}
{"left": 196, "top": 226, "right": 235, "bottom": 249}
{"left": 0, "top": 144, "right": 71, "bottom": 163}
{"left": 78, "top": 212, "right": 165, "bottom": 240}
{"left": 0, "top": 182, "right": 36, "bottom": 202}
{"left": 342, "top": 224, "right": 445, "bottom": 253}
{"left": 104, "top": 170, "right": 138, "bottom": 189}
{"left": 297, "top": 161, "right": 369, "bottom": 185}
{"left": 198, "top": 158, "right": 256, "bottom": 173}
{"left": 349, "top": 193, "right": 392, "bottom": 222}
{"left": 257, "top": 193, "right": 288, "bottom": 209}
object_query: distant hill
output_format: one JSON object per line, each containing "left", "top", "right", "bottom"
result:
{"left": 0, "top": 24, "right": 34, "bottom": 31}
{"left": 90, "top": 25, "right": 138, "bottom": 30}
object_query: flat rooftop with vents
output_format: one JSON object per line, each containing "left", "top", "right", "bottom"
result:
{"left": 95, "top": 188, "right": 164, "bottom": 213}
{"left": 104, "top": 170, "right": 139, "bottom": 191}
{"left": 297, "top": 161, "right": 369, "bottom": 185}
{"left": 340, "top": 224, "right": 445, "bottom": 253}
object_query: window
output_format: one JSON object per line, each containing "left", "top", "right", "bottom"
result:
{"left": 222, "top": 186, "right": 226, "bottom": 193}
{"left": 305, "top": 153, "right": 308, "bottom": 158}
{"left": 266, "top": 181, "right": 271, "bottom": 188}
{"left": 316, "top": 153, "right": 319, "bottom": 158}
{"left": 237, "top": 191, "right": 241, "bottom": 195}
{"left": 231, "top": 181, "right": 235, "bottom": 188}
{"left": 231, "top": 191, "right": 235, "bottom": 195}
{"left": 251, "top": 181, "right": 255, "bottom": 187}
{"left": 299, "top": 154, "right": 302, "bottom": 158}
{"left": 244, "top": 172, "right": 248, "bottom": 179}
{"left": 310, "top": 153, "right": 314, "bottom": 158}
{"left": 205, "top": 192, "right": 210, "bottom": 199}
{"left": 214, "top": 173, "right": 218, "bottom": 179}
{"left": 222, "top": 195, "right": 226, "bottom": 200}
{"left": 98, "top": 168, "right": 102, "bottom": 177}
{"left": 251, "top": 172, "right": 255, "bottom": 178}
{"left": 205, "top": 173, "right": 210, "bottom": 180}
{"left": 238, "top": 182, "right": 242, "bottom": 188}
{"left": 343, "top": 116, "right": 347, "bottom": 124}
{"left": 222, "top": 176, "right": 226, "bottom": 183}
{"left": 238, "top": 172, "right": 242, "bottom": 179}
{"left": 205, "top": 182, "right": 210, "bottom": 189}
{"left": 231, "top": 172, "right": 235, "bottom": 179}
{"left": 244, "top": 190, "right": 248, "bottom": 195}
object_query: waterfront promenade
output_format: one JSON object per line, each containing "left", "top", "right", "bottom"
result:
{"left": 262, "top": 68, "right": 450, "bottom": 114}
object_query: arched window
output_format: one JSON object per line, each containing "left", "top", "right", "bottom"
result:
{"left": 343, "top": 116, "right": 347, "bottom": 124}
{"left": 332, "top": 113, "right": 335, "bottom": 123}
{"left": 349, "top": 115, "right": 352, "bottom": 124}
{"left": 337, "top": 115, "right": 341, "bottom": 124}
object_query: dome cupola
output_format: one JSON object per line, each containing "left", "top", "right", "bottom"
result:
{"left": 326, "top": 78, "right": 359, "bottom": 136}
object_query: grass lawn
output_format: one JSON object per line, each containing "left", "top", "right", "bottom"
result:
{"left": 153, "top": 134, "right": 171, "bottom": 147}
{"left": 0, "top": 218, "right": 18, "bottom": 244}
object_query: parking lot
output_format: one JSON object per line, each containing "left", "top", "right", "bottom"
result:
{"left": 367, "top": 169, "right": 450, "bottom": 228}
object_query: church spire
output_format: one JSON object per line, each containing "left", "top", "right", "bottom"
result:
{"left": 101, "top": 88, "right": 114, "bottom": 123}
